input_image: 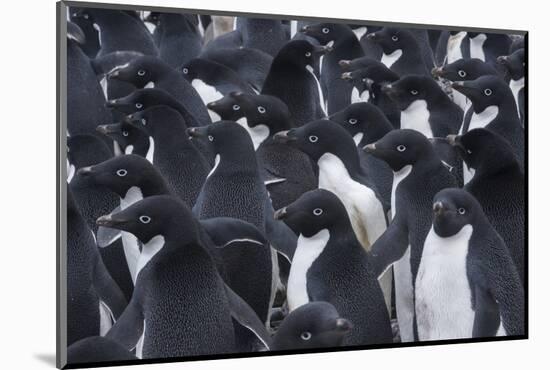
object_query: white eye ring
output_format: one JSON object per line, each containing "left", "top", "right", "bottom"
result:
{"left": 391, "top": 35, "right": 398, "bottom": 41}
{"left": 137, "top": 69, "right": 146, "bottom": 76}
{"left": 232, "top": 104, "right": 240, "bottom": 111}
{"left": 139, "top": 215, "right": 151, "bottom": 224}
{"left": 309, "top": 135, "right": 318, "bottom": 143}
{"left": 484, "top": 88, "right": 493, "bottom": 96}
{"left": 458, "top": 70, "right": 466, "bottom": 77}
{"left": 116, "top": 169, "right": 127, "bottom": 177}
{"left": 322, "top": 27, "right": 329, "bottom": 34}
{"left": 313, "top": 208, "right": 323, "bottom": 216}
{"left": 349, "top": 118, "right": 357, "bottom": 124}
{"left": 182, "top": 67, "right": 189, "bottom": 74}
{"left": 411, "top": 90, "right": 419, "bottom": 95}
{"left": 458, "top": 208, "right": 466, "bottom": 215}
{"left": 397, "top": 145, "right": 406, "bottom": 152}
{"left": 305, "top": 52, "right": 311, "bottom": 57}
{"left": 122, "top": 130, "right": 129, "bottom": 137}
{"left": 208, "top": 135, "right": 214, "bottom": 142}
{"left": 258, "top": 106, "right": 266, "bottom": 114}
{"left": 135, "top": 103, "right": 143, "bottom": 109}
{"left": 301, "top": 331, "right": 312, "bottom": 340}
{"left": 83, "top": 14, "right": 89, "bottom": 19}
{"left": 141, "top": 118, "right": 147, "bottom": 126}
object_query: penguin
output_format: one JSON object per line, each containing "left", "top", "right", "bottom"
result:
{"left": 262, "top": 40, "right": 331, "bottom": 125}
{"left": 467, "top": 32, "right": 511, "bottom": 64}
{"left": 66, "top": 187, "right": 127, "bottom": 346}
{"left": 274, "top": 119, "right": 388, "bottom": 251}
{"left": 237, "top": 18, "right": 288, "bottom": 57}
{"left": 181, "top": 58, "right": 257, "bottom": 120}
{"left": 207, "top": 92, "right": 317, "bottom": 210}
{"left": 99, "top": 196, "right": 272, "bottom": 358}
{"left": 497, "top": 48, "right": 525, "bottom": 125}
{"left": 68, "top": 7, "right": 100, "bottom": 58}
{"left": 328, "top": 102, "right": 394, "bottom": 206}
{"left": 106, "top": 55, "right": 212, "bottom": 127}
{"left": 67, "top": 134, "right": 134, "bottom": 301}
{"left": 98, "top": 106, "right": 210, "bottom": 207}
{"left": 200, "top": 47, "right": 273, "bottom": 91}
{"left": 381, "top": 75, "right": 463, "bottom": 138}
{"left": 71, "top": 8, "right": 158, "bottom": 57}
{"left": 300, "top": 23, "right": 365, "bottom": 114}
{"left": 447, "top": 129, "right": 524, "bottom": 282}
{"left": 154, "top": 12, "right": 202, "bottom": 69}
{"left": 434, "top": 31, "right": 469, "bottom": 66}
{"left": 67, "top": 336, "right": 137, "bottom": 365}
{"left": 274, "top": 189, "right": 393, "bottom": 345}
{"left": 451, "top": 76, "right": 525, "bottom": 169}
{"left": 407, "top": 28, "right": 436, "bottom": 72}
{"left": 366, "top": 27, "right": 430, "bottom": 76}
{"left": 363, "top": 129, "right": 457, "bottom": 342}
{"left": 271, "top": 302, "right": 353, "bottom": 350}
{"left": 416, "top": 188, "right": 524, "bottom": 340}
{"left": 66, "top": 22, "right": 112, "bottom": 138}
{"left": 355, "top": 25, "right": 383, "bottom": 60}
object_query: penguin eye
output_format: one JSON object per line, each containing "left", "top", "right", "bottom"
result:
{"left": 141, "top": 118, "right": 147, "bottom": 125}
{"left": 467, "top": 149, "right": 472, "bottom": 154}
{"left": 300, "top": 331, "right": 312, "bottom": 340}
{"left": 182, "top": 67, "right": 189, "bottom": 74}
{"left": 135, "top": 103, "right": 143, "bottom": 109}
{"left": 458, "top": 208, "right": 466, "bottom": 215}
{"left": 391, "top": 35, "right": 398, "bottom": 41}
{"left": 116, "top": 169, "right": 127, "bottom": 177}
{"left": 122, "top": 130, "right": 129, "bottom": 137}
{"left": 484, "top": 88, "right": 493, "bottom": 96}
{"left": 258, "top": 106, "right": 266, "bottom": 114}
{"left": 410, "top": 89, "right": 419, "bottom": 95}
{"left": 208, "top": 135, "right": 214, "bottom": 142}
{"left": 139, "top": 215, "right": 151, "bottom": 224}
{"left": 458, "top": 70, "right": 467, "bottom": 77}
{"left": 83, "top": 13, "right": 89, "bottom": 19}
{"left": 348, "top": 118, "right": 357, "bottom": 125}
{"left": 137, "top": 69, "right": 146, "bottom": 76}
{"left": 232, "top": 104, "right": 240, "bottom": 111}
{"left": 309, "top": 135, "right": 319, "bottom": 143}
{"left": 396, "top": 145, "right": 406, "bottom": 152}
{"left": 305, "top": 52, "right": 311, "bottom": 57}
{"left": 322, "top": 27, "right": 330, "bottom": 34}
{"left": 313, "top": 208, "right": 323, "bottom": 216}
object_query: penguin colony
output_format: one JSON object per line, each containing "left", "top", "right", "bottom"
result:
{"left": 64, "top": 6, "right": 526, "bottom": 365}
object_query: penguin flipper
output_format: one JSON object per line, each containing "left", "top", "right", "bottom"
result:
{"left": 369, "top": 216, "right": 409, "bottom": 278}
{"left": 92, "top": 253, "right": 128, "bottom": 319}
{"left": 472, "top": 285, "right": 501, "bottom": 337}
{"left": 106, "top": 298, "right": 144, "bottom": 351}
{"left": 223, "top": 283, "right": 273, "bottom": 350}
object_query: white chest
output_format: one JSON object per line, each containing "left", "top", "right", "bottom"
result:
{"left": 236, "top": 117, "right": 269, "bottom": 150}
{"left": 191, "top": 79, "right": 224, "bottom": 121}
{"left": 351, "top": 87, "right": 370, "bottom": 104}
{"left": 207, "top": 154, "right": 221, "bottom": 179}
{"left": 287, "top": 229, "right": 330, "bottom": 311}
{"left": 468, "top": 105, "right": 498, "bottom": 132}
{"left": 509, "top": 77, "right": 524, "bottom": 118}
{"left": 400, "top": 100, "right": 432, "bottom": 138}
{"left": 416, "top": 225, "right": 475, "bottom": 340}
{"left": 352, "top": 133, "right": 364, "bottom": 146}
{"left": 391, "top": 165, "right": 412, "bottom": 219}
{"left": 447, "top": 31, "right": 467, "bottom": 64}
{"left": 318, "top": 153, "right": 386, "bottom": 249}
{"left": 452, "top": 90, "right": 469, "bottom": 111}
{"left": 135, "top": 235, "right": 165, "bottom": 281}
{"left": 381, "top": 49, "right": 403, "bottom": 69}
{"left": 67, "top": 160, "right": 75, "bottom": 183}
{"left": 469, "top": 34, "right": 487, "bottom": 61}
{"left": 120, "top": 187, "right": 143, "bottom": 283}
{"left": 306, "top": 65, "right": 327, "bottom": 116}
{"left": 353, "top": 27, "right": 367, "bottom": 41}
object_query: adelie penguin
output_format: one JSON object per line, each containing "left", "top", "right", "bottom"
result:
{"left": 154, "top": 12, "right": 202, "bottom": 69}
{"left": 448, "top": 129, "right": 524, "bottom": 283}
{"left": 367, "top": 27, "right": 430, "bottom": 76}
{"left": 274, "top": 189, "right": 393, "bottom": 345}
{"left": 300, "top": 23, "right": 365, "bottom": 114}
{"left": 237, "top": 18, "right": 288, "bottom": 57}
{"left": 364, "top": 129, "right": 457, "bottom": 342}
{"left": 467, "top": 32, "right": 511, "bottom": 64}
{"left": 497, "top": 48, "right": 525, "bottom": 125}
{"left": 98, "top": 196, "right": 272, "bottom": 358}
{"left": 415, "top": 188, "right": 524, "bottom": 340}
{"left": 382, "top": 74, "right": 463, "bottom": 138}
{"left": 207, "top": 92, "right": 317, "bottom": 210}
{"left": 262, "top": 40, "right": 332, "bottom": 125}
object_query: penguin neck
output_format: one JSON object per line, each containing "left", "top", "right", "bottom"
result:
{"left": 318, "top": 146, "right": 363, "bottom": 179}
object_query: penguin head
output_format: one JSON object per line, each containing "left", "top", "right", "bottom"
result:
{"left": 106, "top": 55, "right": 164, "bottom": 87}
{"left": 432, "top": 58, "right": 497, "bottom": 81}
{"left": 71, "top": 8, "right": 95, "bottom": 23}
{"left": 272, "top": 302, "right": 353, "bottom": 351}
{"left": 432, "top": 188, "right": 483, "bottom": 237}
{"left": 180, "top": 58, "right": 204, "bottom": 81}
{"left": 274, "top": 40, "right": 331, "bottom": 70}
{"left": 447, "top": 128, "right": 519, "bottom": 173}
{"left": 300, "top": 23, "right": 352, "bottom": 45}
{"left": 106, "top": 88, "right": 174, "bottom": 115}
{"left": 67, "top": 22, "right": 86, "bottom": 45}
{"left": 451, "top": 75, "right": 512, "bottom": 113}
{"left": 77, "top": 154, "right": 166, "bottom": 198}
{"left": 363, "top": 129, "right": 434, "bottom": 171}
{"left": 381, "top": 75, "right": 440, "bottom": 110}
{"left": 224, "top": 93, "right": 293, "bottom": 133}
{"left": 329, "top": 102, "right": 393, "bottom": 144}
{"left": 186, "top": 121, "right": 254, "bottom": 156}
{"left": 144, "top": 11, "right": 161, "bottom": 25}
{"left": 273, "top": 119, "right": 355, "bottom": 162}
{"left": 366, "top": 27, "right": 415, "bottom": 54}
{"left": 96, "top": 195, "right": 198, "bottom": 244}
{"left": 274, "top": 189, "right": 350, "bottom": 237}
{"left": 206, "top": 93, "right": 245, "bottom": 121}
{"left": 497, "top": 48, "right": 525, "bottom": 80}
{"left": 96, "top": 119, "right": 149, "bottom": 154}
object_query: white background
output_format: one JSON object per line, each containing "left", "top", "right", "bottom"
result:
{"left": 0, "top": 0, "right": 543, "bottom": 368}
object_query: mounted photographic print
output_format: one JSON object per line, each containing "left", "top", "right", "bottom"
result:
{"left": 56, "top": 1, "right": 528, "bottom": 368}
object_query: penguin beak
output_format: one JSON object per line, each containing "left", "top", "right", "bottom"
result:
{"left": 433, "top": 201, "right": 446, "bottom": 217}
{"left": 334, "top": 318, "right": 353, "bottom": 333}
{"left": 299, "top": 25, "right": 310, "bottom": 34}
{"left": 450, "top": 81, "right": 477, "bottom": 96}
{"left": 341, "top": 72, "right": 354, "bottom": 81}
{"left": 77, "top": 166, "right": 94, "bottom": 178}
{"left": 363, "top": 78, "right": 375, "bottom": 90}
{"left": 338, "top": 60, "right": 351, "bottom": 69}
{"left": 273, "top": 207, "right": 288, "bottom": 220}
{"left": 96, "top": 123, "right": 119, "bottom": 135}
{"left": 186, "top": 127, "right": 207, "bottom": 138}
{"left": 362, "top": 143, "right": 377, "bottom": 153}
{"left": 273, "top": 130, "right": 298, "bottom": 144}
{"left": 366, "top": 32, "right": 378, "bottom": 41}
{"left": 206, "top": 101, "right": 217, "bottom": 109}
{"left": 431, "top": 66, "right": 444, "bottom": 78}
{"left": 496, "top": 55, "right": 508, "bottom": 65}
{"left": 313, "top": 44, "right": 332, "bottom": 55}
{"left": 105, "top": 99, "right": 119, "bottom": 108}
{"left": 380, "top": 84, "right": 395, "bottom": 96}
{"left": 107, "top": 69, "right": 120, "bottom": 80}
{"left": 96, "top": 214, "right": 126, "bottom": 228}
